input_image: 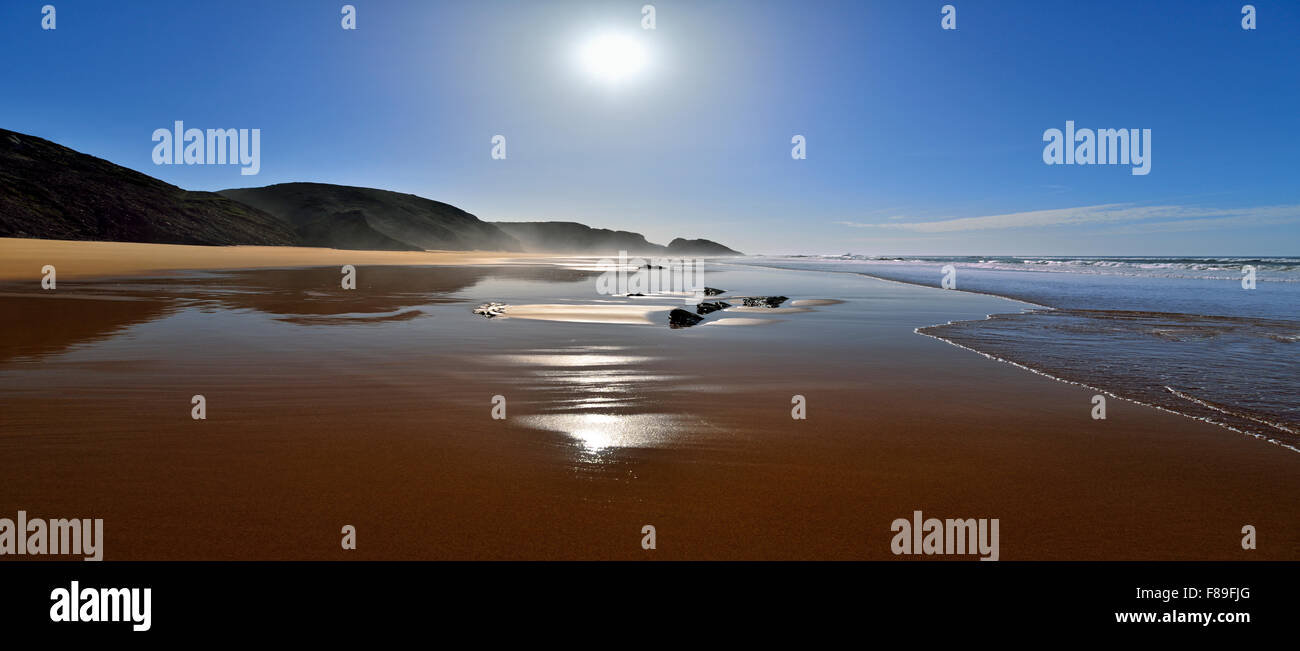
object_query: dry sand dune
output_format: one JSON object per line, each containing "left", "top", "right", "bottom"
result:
{"left": 0, "top": 237, "right": 539, "bottom": 281}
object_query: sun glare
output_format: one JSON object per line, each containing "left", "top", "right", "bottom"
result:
{"left": 578, "top": 32, "right": 649, "bottom": 83}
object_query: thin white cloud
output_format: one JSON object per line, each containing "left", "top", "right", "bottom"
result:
{"left": 836, "top": 203, "right": 1300, "bottom": 233}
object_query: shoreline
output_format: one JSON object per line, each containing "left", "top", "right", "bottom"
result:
{"left": 726, "top": 258, "right": 1054, "bottom": 309}
{"left": 914, "top": 323, "right": 1300, "bottom": 456}
{"left": 727, "top": 259, "right": 1300, "bottom": 454}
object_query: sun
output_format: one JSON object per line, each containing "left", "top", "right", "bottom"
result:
{"left": 578, "top": 32, "right": 649, "bottom": 84}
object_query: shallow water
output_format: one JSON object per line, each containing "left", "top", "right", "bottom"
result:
{"left": 0, "top": 262, "right": 903, "bottom": 455}
{"left": 740, "top": 256, "right": 1300, "bottom": 449}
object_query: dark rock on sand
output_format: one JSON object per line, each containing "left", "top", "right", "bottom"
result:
{"left": 695, "top": 301, "right": 730, "bottom": 315}
{"left": 741, "top": 296, "right": 789, "bottom": 308}
{"left": 703, "top": 287, "right": 726, "bottom": 296}
{"left": 668, "top": 308, "right": 704, "bottom": 328}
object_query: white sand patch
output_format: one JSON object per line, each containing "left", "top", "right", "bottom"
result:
{"left": 501, "top": 303, "right": 673, "bottom": 325}
{"left": 727, "top": 306, "right": 812, "bottom": 314}
{"left": 789, "top": 299, "right": 845, "bottom": 307}
{"left": 705, "top": 317, "right": 779, "bottom": 326}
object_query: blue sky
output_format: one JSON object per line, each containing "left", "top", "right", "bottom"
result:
{"left": 3, "top": 0, "right": 1297, "bottom": 255}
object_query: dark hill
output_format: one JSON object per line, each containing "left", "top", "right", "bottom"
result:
{"left": 495, "top": 221, "right": 742, "bottom": 256}
{"left": 220, "top": 183, "right": 522, "bottom": 252}
{"left": 667, "top": 237, "right": 743, "bottom": 256}
{"left": 0, "top": 128, "right": 296, "bottom": 245}
{"left": 0, "top": 128, "right": 739, "bottom": 256}
{"left": 495, "top": 221, "right": 664, "bottom": 255}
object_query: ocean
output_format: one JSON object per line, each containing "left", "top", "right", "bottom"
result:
{"left": 736, "top": 256, "right": 1300, "bottom": 451}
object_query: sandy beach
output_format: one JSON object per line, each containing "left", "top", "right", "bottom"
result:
{"left": 0, "top": 237, "right": 536, "bottom": 281}
{"left": 0, "top": 239, "right": 1296, "bottom": 560}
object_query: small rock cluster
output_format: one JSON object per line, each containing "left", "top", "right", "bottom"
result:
{"left": 740, "top": 296, "right": 788, "bottom": 308}
{"left": 668, "top": 308, "right": 704, "bottom": 329}
{"left": 695, "top": 301, "right": 730, "bottom": 315}
{"left": 473, "top": 302, "right": 509, "bottom": 318}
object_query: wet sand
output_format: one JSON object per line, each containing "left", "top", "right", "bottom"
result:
{"left": 0, "top": 258, "right": 1296, "bottom": 559}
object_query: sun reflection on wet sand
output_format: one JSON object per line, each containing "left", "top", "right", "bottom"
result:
{"left": 482, "top": 346, "right": 701, "bottom": 455}
{"left": 488, "top": 353, "right": 656, "bottom": 367}
{"left": 517, "top": 412, "right": 690, "bottom": 453}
